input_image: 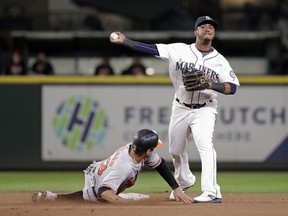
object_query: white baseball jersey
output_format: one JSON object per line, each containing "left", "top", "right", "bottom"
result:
{"left": 154, "top": 42, "right": 240, "bottom": 199}
{"left": 82, "top": 144, "right": 161, "bottom": 201}
{"left": 156, "top": 43, "right": 240, "bottom": 104}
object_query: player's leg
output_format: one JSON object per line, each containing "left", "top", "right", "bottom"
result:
{"left": 190, "top": 107, "right": 221, "bottom": 202}
{"left": 32, "top": 162, "right": 99, "bottom": 203}
{"left": 56, "top": 191, "right": 84, "bottom": 201}
{"left": 168, "top": 103, "right": 196, "bottom": 189}
{"left": 32, "top": 191, "right": 57, "bottom": 202}
{"left": 32, "top": 190, "right": 84, "bottom": 202}
{"left": 82, "top": 163, "right": 99, "bottom": 202}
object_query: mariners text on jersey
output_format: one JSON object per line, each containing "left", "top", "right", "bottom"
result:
{"left": 176, "top": 61, "right": 220, "bottom": 82}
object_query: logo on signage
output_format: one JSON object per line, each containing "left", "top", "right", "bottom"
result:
{"left": 52, "top": 96, "right": 108, "bottom": 151}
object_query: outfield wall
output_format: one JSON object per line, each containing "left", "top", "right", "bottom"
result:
{"left": 0, "top": 76, "right": 287, "bottom": 170}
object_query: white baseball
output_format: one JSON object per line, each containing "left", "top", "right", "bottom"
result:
{"left": 110, "top": 32, "right": 119, "bottom": 40}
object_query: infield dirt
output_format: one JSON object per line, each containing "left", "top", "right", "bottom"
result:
{"left": 1, "top": 192, "right": 288, "bottom": 216}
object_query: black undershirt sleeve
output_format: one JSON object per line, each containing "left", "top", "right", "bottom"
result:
{"left": 123, "top": 38, "right": 159, "bottom": 56}
{"left": 154, "top": 158, "right": 179, "bottom": 190}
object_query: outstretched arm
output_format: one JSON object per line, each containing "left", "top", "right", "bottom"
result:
{"left": 98, "top": 186, "right": 127, "bottom": 203}
{"left": 155, "top": 158, "right": 192, "bottom": 204}
{"left": 109, "top": 32, "right": 159, "bottom": 56}
{"left": 99, "top": 188, "right": 126, "bottom": 203}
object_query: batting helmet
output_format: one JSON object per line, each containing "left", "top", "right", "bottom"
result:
{"left": 132, "top": 129, "right": 163, "bottom": 154}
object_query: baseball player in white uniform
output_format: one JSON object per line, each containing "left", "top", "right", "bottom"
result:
{"left": 32, "top": 129, "right": 192, "bottom": 204}
{"left": 109, "top": 16, "right": 240, "bottom": 203}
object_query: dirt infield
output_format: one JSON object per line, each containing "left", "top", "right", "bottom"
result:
{"left": 1, "top": 192, "right": 288, "bottom": 216}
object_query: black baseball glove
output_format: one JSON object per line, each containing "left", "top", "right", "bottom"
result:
{"left": 182, "top": 67, "right": 210, "bottom": 91}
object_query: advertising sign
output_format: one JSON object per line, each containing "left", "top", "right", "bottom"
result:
{"left": 42, "top": 85, "right": 287, "bottom": 162}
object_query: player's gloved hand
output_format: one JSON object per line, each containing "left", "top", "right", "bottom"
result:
{"left": 182, "top": 67, "right": 211, "bottom": 91}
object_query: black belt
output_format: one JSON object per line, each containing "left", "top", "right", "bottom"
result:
{"left": 176, "top": 98, "right": 212, "bottom": 109}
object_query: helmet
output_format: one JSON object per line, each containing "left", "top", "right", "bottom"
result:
{"left": 132, "top": 129, "right": 163, "bottom": 154}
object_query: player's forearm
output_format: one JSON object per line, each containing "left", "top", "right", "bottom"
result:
{"left": 154, "top": 158, "right": 179, "bottom": 190}
{"left": 100, "top": 190, "right": 126, "bottom": 203}
{"left": 209, "top": 81, "right": 237, "bottom": 95}
{"left": 123, "top": 38, "right": 159, "bottom": 56}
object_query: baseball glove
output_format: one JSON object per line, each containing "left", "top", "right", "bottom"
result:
{"left": 182, "top": 67, "right": 210, "bottom": 91}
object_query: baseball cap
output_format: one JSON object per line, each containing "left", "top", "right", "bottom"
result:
{"left": 195, "top": 16, "right": 218, "bottom": 30}
{"left": 132, "top": 129, "right": 163, "bottom": 153}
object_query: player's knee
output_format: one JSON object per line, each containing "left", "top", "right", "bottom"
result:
{"left": 169, "top": 145, "right": 178, "bottom": 155}
{"left": 170, "top": 152, "right": 181, "bottom": 161}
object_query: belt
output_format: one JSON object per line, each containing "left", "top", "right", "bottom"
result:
{"left": 176, "top": 98, "right": 212, "bottom": 109}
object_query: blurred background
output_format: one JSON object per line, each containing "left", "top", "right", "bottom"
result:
{"left": 0, "top": 0, "right": 287, "bottom": 75}
{"left": 0, "top": 0, "right": 287, "bottom": 171}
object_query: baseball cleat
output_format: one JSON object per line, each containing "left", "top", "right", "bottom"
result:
{"left": 32, "top": 191, "right": 57, "bottom": 203}
{"left": 169, "top": 175, "right": 196, "bottom": 200}
{"left": 193, "top": 192, "right": 222, "bottom": 203}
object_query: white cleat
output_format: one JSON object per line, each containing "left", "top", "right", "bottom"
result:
{"left": 32, "top": 191, "right": 57, "bottom": 203}
{"left": 169, "top": 175, "right": 196, "bottom": 200}
{"left": 193, "top": 192, "right": 222, "bottom": 203}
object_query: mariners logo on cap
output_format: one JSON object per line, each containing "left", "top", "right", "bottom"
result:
{"left": 195, "top": 16, "right": 218, "bottom": 29}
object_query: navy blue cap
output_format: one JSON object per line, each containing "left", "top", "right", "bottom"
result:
{"left": 195, "top": 16, "right": 218, "bottom": 30}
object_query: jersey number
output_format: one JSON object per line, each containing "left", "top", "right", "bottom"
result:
{"left": 97, "top": 158, "right": 111, "bottom": 175}
{"left": 97, "top": 146, "right": 124, "bottom": 175}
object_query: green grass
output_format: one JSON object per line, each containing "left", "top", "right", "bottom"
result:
{"left": 0, "top": 171, "right": 287, "bottom": 193}
{"left": 217, "top": 172, "right": 288, "bottom": 193}
{"left": 0, "top": 172, "right": 83, "bottom": 192}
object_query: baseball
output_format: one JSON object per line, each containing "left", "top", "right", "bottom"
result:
{"left": 110, "top": 32, "right": 119, "bottom": 40}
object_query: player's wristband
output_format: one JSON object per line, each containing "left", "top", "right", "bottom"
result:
{"left": 210, "top": 82, "right": 237, "bottom": 95}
